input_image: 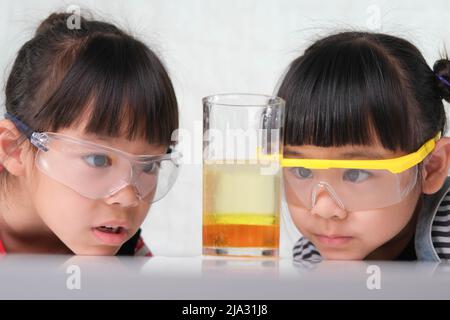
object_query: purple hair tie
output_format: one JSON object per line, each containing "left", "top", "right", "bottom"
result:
{"left": 437, "top": 74, "right": 450, "bottom": 88}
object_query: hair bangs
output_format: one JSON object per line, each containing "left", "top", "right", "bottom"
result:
{"left": 280, "top": 36, "right": 420, "bottom": 152}
{"left": 34, "top": 33, "right": 178, "bottom": 146}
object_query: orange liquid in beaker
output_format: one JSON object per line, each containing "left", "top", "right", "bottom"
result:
{"left": 202, "top": 163, "right": 281, "bottom": 255}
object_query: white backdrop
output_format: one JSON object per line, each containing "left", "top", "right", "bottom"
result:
{"left": 0, "top": 0, "right": 448, "bottom": 257}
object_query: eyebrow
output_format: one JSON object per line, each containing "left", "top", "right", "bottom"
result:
{"left": 283, "top": 149, "right": 388, "bottom": 160}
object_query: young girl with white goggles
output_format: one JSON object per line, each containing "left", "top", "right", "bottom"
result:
{"left": 0, "top": 12, "right": 181, "bottom": 256}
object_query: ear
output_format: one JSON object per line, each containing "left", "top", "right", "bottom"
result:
{"left": 422, "top": 137, "right": 450, "bottom": 194}
{"left": 0, "top": 119, "right": 29, "bottom": 176}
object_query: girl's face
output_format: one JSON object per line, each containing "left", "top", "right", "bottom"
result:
{"left": 25, "top": 124, "right": 167, "bottom": 255}
{"left": 284, "top": 143, "right": 422, "bottom": 260}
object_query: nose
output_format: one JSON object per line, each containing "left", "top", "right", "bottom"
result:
{"left": 103, "top": 184, "right": 141, "bottom": 208}
{"left": 310, "top": 184, "right": 348, "bottom": 219}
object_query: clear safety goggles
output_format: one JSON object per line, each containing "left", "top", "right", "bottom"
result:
{"left": 281, "top": 133, "right": 440, "bottom": 211}
{"left": 4, "top": 113, "right": 182, "bottom": 203}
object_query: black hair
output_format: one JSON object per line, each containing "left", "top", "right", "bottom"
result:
{"left": 278, "top": 31, "right": 450, "bottom": 152}
{"left": 5, "top": 12, "right": 178, "bottom": 146}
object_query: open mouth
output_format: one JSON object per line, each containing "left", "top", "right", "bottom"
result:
{"left": 92, "top": 225, "right": 129, "bottom": 245}
{"left": 95, "top": 226, "right": 124, "bottom": 234}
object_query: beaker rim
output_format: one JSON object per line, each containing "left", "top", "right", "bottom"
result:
{"left": 202, "top": 93, "right": 285, "bottom": 108}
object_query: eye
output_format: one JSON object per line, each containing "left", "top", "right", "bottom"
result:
{"left": 82, "top": 154, "right": 112, "bottom": 168}
{"left": 291, "top": 167, "right": 313, "bottom": 179}
{"left": 343, "top": 169, "right": 372, "bottom": 183}
{"left": 142, "top": 161, "right": 160, "bottom": 174}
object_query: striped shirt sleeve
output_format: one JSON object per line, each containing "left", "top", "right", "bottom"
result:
{"left": 293, "top": 237, "right": 322, "bottom": 261}
{"left": 432, "top": 194, "right": 450, "bottom": 261}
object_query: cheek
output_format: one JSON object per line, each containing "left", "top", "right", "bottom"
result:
{"left": 286, "top": 202, "right": 313, "bottom": 236}
{"left": 354, "top": 193, "right": 419, "bottom": 248}
{"left": 284, "top": 180, "right": 308, "bottom": 232}
{"left": 134, "top": 202, "right": 152, "bottom": 226}
{"left": 31, "top": 170, "right": 98, "bottom": 238}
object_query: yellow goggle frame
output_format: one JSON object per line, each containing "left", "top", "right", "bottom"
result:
{"left": 280, "top": 132, "right": 441, "bottom": 174}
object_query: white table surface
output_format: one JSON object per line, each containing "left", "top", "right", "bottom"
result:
{"left": 0, "top": 254, "right": 449, "bottom": 299}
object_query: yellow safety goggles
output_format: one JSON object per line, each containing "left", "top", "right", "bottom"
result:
{"left": 280, "top": 133, "right": 440, "bottom": 211}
